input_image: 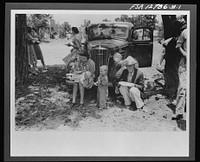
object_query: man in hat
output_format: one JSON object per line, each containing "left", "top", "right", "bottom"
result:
{"left": 71, "top": 50, "right": 95, "bottom": 109}
{"left": 116, "top": 56, "right": 144, "bottom": 110}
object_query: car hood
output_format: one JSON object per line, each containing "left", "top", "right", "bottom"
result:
{"left": 88, "top": 39, "right": 128, "bottom": 50}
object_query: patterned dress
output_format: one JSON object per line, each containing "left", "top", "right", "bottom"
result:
{"left": 32, "top": 31, "right": 44, "bottom": 60}
{"left": 63, "top": 34, "right": 82, "bottom": 72}
{"left": 72, "top": 59, "right": 95, "bottom": 87}
{"left": 26, "top": 33, "right": 37, "bottom": 67}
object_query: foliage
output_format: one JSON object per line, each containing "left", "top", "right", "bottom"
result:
{"left": 59, "top": 22, "right": 71, "bottom": 38}
{"left": 27, "top": 14, "right": 53, "bottom": 30}
{"left": 83, "top": 19, "right": 91, "bottom": 27}
{"left": 27, "top": 14, "right": 53, "bottom": 40}
{"left": 102, "top": 18, "right": 111, "bottom": 22}
{"left": 155, "top": 23, "right": 164, "bottom": 41}
{"left": 79, "top": 19, "right": 91, "bottom": 32}
{"left": 115, "top": 14, "right": 158, "bottom": 29}
{"left": 79, "top": 19, "right": 91, "bottom": 41}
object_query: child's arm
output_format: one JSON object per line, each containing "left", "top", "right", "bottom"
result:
{"left": 94, "top": 81, "right": 98, "bottom": 86}
{"left": 94, "top": 77, "right": 100, "bottom": 86}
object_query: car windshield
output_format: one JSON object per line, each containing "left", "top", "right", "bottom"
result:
{"left": 88, "top": 23, "right": 129, "bottom": 41}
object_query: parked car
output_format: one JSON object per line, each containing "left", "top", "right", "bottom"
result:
{"left": 85, "top": 22, "right": 154, "bottom": 83}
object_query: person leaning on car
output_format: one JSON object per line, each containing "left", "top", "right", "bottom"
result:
{"left": 116, "top": 56, "right": 144, "bottom": 110}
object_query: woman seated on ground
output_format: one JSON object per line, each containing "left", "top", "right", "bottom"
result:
{"left": 116, "top": 56, "right": 145, "bottom": 110}
{"left": 71, "top": 50, "right": 95, "bottom": 109}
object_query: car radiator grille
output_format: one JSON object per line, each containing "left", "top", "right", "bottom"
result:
{"left": 90, "top": 48, "right": 110, "bottom": 80}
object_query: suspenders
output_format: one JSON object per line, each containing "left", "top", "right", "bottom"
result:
{"left": 132, "top": 69, "right": 138, "bottom": 83}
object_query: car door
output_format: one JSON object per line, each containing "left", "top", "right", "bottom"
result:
{"left": 129, "top": 27, "right": 153, "bottom": 67}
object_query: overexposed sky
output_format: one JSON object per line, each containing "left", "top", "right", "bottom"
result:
{"left": 52, "top": 13, "right": 162, "bottom": 27}
{"left": 52, "top": 13, "right": 122, "bottom": 27}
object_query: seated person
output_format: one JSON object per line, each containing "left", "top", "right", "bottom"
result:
{"left": 109, "top": 52, "right": 124, "bottom": 89}
{"left": 116, "top": 56, "right": 144, "bottom": 110}
{"left": 71, "top": 50, "right": 95, "bottom": 109}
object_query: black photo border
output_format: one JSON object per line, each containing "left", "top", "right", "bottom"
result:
{"left": 4, "top": 3, "right": 196, "bottom": 161}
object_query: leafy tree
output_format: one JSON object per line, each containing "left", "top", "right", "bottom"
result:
{"left": 27, "top": 14, "right": 52, "bottom": 28}
{"left": 102, "top": 18, "right": 111, "bottom": 22}
{"left": 79, "top": 19, "right": 91, "bottom": 39}
{"left": 83, "top": 20, "right": 91, "bottom": 27}
{"left": 27, "top": 14, "right": 53, "bottom": 40}
{"left": 115, "top": 14, "right": 158, "bottom": 29}
{"left": 58, "top": 22, "right": 71, "bottom": 38}
{"left": 155, "top": 23, "right": 164, "bottom": 41}
{"left": 63, "top": 22, "right": 71, "bottom": 35}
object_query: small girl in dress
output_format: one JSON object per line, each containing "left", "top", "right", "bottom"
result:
{"left": 96, "top": 65, "right": 109, "bottom": 109}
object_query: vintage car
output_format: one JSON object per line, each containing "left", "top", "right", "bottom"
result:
{"left": 85, "top": 22, "right": 154, "bottom": 83}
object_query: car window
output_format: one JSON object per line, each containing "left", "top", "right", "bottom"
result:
{"left": 88, "top": 24, "right": 129, "bottom": 40}
{"left": 132, "top": 28, "right": 152, "bottom": 41}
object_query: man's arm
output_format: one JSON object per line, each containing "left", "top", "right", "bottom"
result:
{"left": 134, "top": 73, "right": 144, "bottom": 91}
{"left": 115, "top": 65, "right": 126, "bottom": 80}
{"left": 177, "top": 46, "right": 187, "bottom": 57}
{"left": 176, "top": 29, "right": 187, "bottom": 57}
{"left": 116, "top": 68, "right": 126, "bottom": 82}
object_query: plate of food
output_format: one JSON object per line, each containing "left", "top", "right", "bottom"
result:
{"left": 118, "top": 81, "right": 135, "bottom": 87}
{"left": 75, "top": 71, "right": 83, "bottom": 74}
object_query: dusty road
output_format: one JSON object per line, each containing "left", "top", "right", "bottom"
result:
{"left": 15, "top": 39, "right": 184, "bottom": 131}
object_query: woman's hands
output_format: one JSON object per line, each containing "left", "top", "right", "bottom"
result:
{"left": 33, "top": 38, "right": 40, "bottom": 44}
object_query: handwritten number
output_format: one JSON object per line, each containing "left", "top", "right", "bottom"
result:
{"left": 163, "top": 4, "right": 168, "bottom": 9}
{"left": 130, "top": 4, "right": 181, "bottom": 10}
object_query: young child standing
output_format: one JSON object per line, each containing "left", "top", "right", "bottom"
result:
{"left": 96, "top": 65, "right": 109, "bottom": 109}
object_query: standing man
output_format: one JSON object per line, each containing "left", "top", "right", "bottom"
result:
{"left": 116, "top": 56, "right": 144, "bottom": 110}
{"left": 172, "top": 15, "right": 187, "bottom": 120}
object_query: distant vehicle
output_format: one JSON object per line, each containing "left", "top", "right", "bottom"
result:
{"left": 85, "top": 22, "right": 154, "bottom": 82}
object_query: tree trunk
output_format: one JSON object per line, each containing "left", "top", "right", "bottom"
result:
{"left": 161, "top": 15, "right": 180, "bottom": 100}
{"left": 162, "top": 15, "right": 176, "bottom": 39}
{"left": 15, "top": 14, "right": 29, "bottom": 85}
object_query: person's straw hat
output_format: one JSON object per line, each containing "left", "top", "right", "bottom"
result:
{"left": 125, "top": 56, "right": 139, "bottom": 67}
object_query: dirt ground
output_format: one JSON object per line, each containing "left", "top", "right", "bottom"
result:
{"left": 15, "top": 39, "right": 185, "bottom": 131}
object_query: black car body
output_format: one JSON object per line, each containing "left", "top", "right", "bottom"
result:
{"left": 86, "top": 22, "right": 153, "bottom": 82}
